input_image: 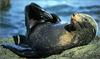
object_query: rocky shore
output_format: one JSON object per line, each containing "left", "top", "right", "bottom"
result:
{"left": 0, "top": 36, "right": 100, "bottom": 59}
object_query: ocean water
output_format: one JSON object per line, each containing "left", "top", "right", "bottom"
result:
{"left": 0, "top": 0, "right": 100, "bottom": 38}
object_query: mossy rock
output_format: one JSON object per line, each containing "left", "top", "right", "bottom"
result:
{"left": 0, "top": 38, "right": 25, "bottom": 59}
{"left": 0, "top": 36, "right": 100, "bottom": 59}
{"left": 0, "top": 0, "right": 10, "bottom": 10}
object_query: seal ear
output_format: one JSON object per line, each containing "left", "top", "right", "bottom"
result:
{"left": 64, "top": 24, "right": 76, "bottom": 32}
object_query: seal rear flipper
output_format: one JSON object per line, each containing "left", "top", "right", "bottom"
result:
{"left": 1, "top": 43, "right": 37, "bottom": 58}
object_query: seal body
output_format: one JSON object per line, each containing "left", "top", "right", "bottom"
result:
{"left": 28, "top": 23, "right": 75, "bottom": 57}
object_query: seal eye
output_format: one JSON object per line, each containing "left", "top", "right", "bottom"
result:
{"left": 84, "top": 18, "right": 88, "bottom": 21}
{"left": 84, "top": 18, "right": 88, "bottom": 22}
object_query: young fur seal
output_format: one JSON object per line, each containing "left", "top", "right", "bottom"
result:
{"left": 1, "top": 13, "right": 98, "bottom": 58}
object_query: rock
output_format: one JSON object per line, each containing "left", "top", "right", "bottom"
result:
{"left": 0, "top": 0, "right": 10, "bottom": 10}
{"left": 0, "top": 36, "right": 100, "bottom": 59}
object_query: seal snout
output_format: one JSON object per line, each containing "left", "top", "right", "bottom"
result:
{"left": 72, "top": 12, "right": 77, "bottom": 16}
{"left": 72, "top": 13, "right": 79, "bottom": 20}
{"left": 71, "top": 13, "right": 78, "bottom": 24}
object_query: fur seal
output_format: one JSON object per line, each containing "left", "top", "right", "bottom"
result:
{"left": 1, "top": 13, "right": 98, "bottom": 58}
{"left": 13, "top": 3, "right": 61, "bottom": 45}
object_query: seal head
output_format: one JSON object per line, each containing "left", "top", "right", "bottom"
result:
{"left": 68, "top": 13, "right": 98, "bottom": 46}
{"left": 71, "top": 13, "right": 97, "bottom": 31}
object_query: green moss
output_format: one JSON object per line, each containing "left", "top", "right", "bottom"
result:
{"left": 0, "top": 38, "right": 25, "bottom": 59}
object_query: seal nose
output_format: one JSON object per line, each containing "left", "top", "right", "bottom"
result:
{"left": 73, "top": 12, "right": 79, "bottom": 16}
{"left": 73, "top": 13, "right": 75, "bottom": 16}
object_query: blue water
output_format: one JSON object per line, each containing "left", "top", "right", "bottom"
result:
{"left": 0, "top": 0, "right": 100, "bottom": 38}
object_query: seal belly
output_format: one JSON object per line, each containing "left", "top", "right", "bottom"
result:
{"left": 58, "top": 31, "right": 75, "bottom": 46}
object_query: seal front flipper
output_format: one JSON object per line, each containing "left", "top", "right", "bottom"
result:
{"left": 1, "top": 43, "right": 37, "bottom": 58}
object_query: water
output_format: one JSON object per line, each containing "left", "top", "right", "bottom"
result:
{"left": 0, "top": 0, "right": 100, "bottom": 38}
